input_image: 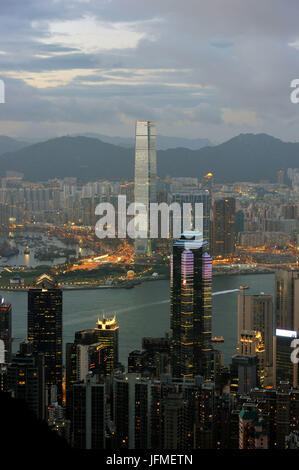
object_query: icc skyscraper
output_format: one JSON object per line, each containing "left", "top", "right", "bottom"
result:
{"left": 134, "top": 120, "right": 157, "bottom": 255}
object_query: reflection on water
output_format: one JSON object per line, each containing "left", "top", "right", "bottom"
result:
{"left": 0, "top": 232, "right": 92, "bottom": 267}
{"left": 6, "top": 273, "right": 275, "bottom": 367}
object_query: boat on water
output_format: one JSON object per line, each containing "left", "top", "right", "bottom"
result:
{"left": 239, "top": 285, "right": 250, "bottom": 290}
{"left": 211, "top": 336, "right": 224, "bottom": 343}
{"left": 24, "top": 246, "right": 30, "bottom": 255}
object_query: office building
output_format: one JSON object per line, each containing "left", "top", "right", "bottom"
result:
{"left": 230, "top": 355, "right": 257, "bottom": 394}
{"left": 211, "top": 197, "right": 236, "bottom": 257}
{"left": 275, "top": 268, "right": 299, "bottom": 331}
{"left": 7, "top": 340, "right": 46, "bottom": 419}
{"left": 27, "top": 273, "right": 63, "bottom": 403}
{"left": 71, "top": 374, "right": 106, "bottom": 449}
{"left": 170, "top": 233, "right": 212, "bottom": 379}
{"left": 238, "top": 293, "right": 273, "bottom": 367}
{"left": 134, "top": 120, "right": 157, "bottom": 255}
{"left": 113, "top": 373, "right": 150, "bottom": 449}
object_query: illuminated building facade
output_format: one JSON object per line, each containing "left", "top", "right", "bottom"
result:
{"left": 95, "top": 316, "right": 119, "bottom": 376}
{"left": 134, "top": 120, "right": 157, "bottom": 255}
{"left": 170, "top": 233, "right": 212, "bottom": 379}
{"left": 238, "top": 293, "right": 273, "bottom": 368}
{"left": 238, "top": 330, "right": 265, "bottom": 387}
{"left": 67, "top": 316, "right": 119, "bottom": 384}
{"left": 27, "top": 274, "right": 63, "bottom": 403}
{"left": 0, "top": 296, "right": 12, "bottom": 364}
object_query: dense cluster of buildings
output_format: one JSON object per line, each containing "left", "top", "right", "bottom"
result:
{"left": 1, "top": 122, "right": 299, "bottom": 450}
{"left": 0, "top": 251, "right": 299, "bottom": 449}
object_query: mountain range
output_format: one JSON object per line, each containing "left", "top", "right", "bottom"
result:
{"left": 0, "top": 133, "right": 298, "bottom": 183}
{"left": 71, "top": 133, "right": 212, "bottom": 150}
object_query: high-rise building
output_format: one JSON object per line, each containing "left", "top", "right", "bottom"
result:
{"left": 230, "top": 355, "right": 257, "bottom": 394}
{"left": 95, "top": 316, "right": 119, "bottom": 375}
{"left": 201, "top": 172, "right": 213, "bottom": 194}
{"left": 273, "top": 329, "right": 298, "bottom": 388}
{"left": 7, "top": 340, "right": 46, "bottom": 420}
{"left": 170, "top": 233, "right": 212, "bottom": 379}
{"left": 163, "top": 393, "right": 186, "bottom": 449}
{"left": 238, "top": 330, "right": 265, "bottom": 387}
{"left": 277, "top": 169, "right": 285, "bottom": 186}
{"left": 238, "top": 293, "right": 273, "bottom": 367}
{"left": 113, "top": 373, "right": 150, "bottom": 449}
{"left": 0, "top": 296, "right": 12, "bottom": 364}
{"left": 67, "top": 316, "right": 119, "bottom": 381}
{"left": 27, "top": 273, "right": 63, "bottom": 403}
{"left": 275, "top": 268, "right": 299, "bottom": 331}
{"left": 211, "top": 198, "right": 236, "bottom": 257}
{"left": 71, "top": 374, "right": 106, "bottom": 449}
{"left": 134, "top": 120, "right": 157, "bottom": 255}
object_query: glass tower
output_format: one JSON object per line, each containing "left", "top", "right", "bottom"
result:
{"left": 134, "top": 120, "right": 157, "bottom": 255}
{"left": 170, "top": 233, "right": 212, "bottom": 379}
{"left": 28, "top": 273, "right": 63, "bottom": 403}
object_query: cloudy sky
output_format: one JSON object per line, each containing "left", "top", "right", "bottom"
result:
{"left": 0, "top": 0, "right": 299, "bottom": 142}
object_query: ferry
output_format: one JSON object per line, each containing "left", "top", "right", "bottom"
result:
{"left": 211, "top": 336, "right": 224, "bottom": 343}
{"left": 239, "top": 285, "right": 250, "bottom": 290}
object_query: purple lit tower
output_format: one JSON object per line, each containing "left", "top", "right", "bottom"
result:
{"left": 170, "top": 232, "right": 212, "bottom": 379}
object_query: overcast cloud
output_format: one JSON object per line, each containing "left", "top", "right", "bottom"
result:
{"left": 0, "top": 0, "right": 299, "bottom": 142}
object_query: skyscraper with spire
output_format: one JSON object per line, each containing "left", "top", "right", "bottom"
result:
{"left": 170, "top": 232, "right": 212, "bottom": 379}
{"left": 134, "top": 120, "right": 157, "bottom": 255}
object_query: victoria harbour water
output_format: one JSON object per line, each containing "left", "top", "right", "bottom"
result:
{"left": 5, "top": 273, "right": 275, "bottom": 367}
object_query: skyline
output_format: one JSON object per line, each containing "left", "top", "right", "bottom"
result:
{"left": 1, "top": 1, "right": 299, "bottom": 142}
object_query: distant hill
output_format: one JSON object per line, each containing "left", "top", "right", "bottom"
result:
{"left": 0, "top": 135, "right": 28, "bottom": 155}
{"left": 0, "top": 133, "right": 298, "bottom": 182}
{"left": 72, "top": 132, "right": 212, "bottom": 150}
{"left": 0, "top": 136, "right": 133, "bottom": 181}
{"left": 158, "top": 133, "right": 299, "bottom": 182}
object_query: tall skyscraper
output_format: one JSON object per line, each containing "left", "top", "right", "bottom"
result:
{"left": 211, "top": 197, "right": 236, "bottom": 257}
{"left": 275, "top": 268, "right": 299, "bottom": 331}
{"left": 95, "top": 316, "right": 119, "bottom": 375}
{"left": 238, "top": 293, "right": 273, "bottom": 367}
{"left": 67, "top": 316, "right": 119, "bottom": 382}
{"left": 0, "top": 296, "right": 12, "bottom": 365}
{"left": 134, "top": 120, "right": 157, "bottom": 255}
{"left": 27, "top": 274, "right": 63, "bottom": 403}
{"left": 170, "top": 232, "right": 212, "bottom": 379}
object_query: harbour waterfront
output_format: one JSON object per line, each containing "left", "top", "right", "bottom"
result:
{"left": 6, "top": 273, "right": 275, "bottom": 367}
